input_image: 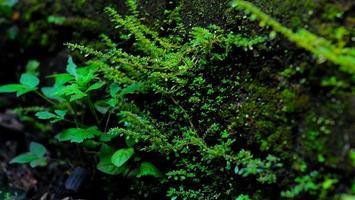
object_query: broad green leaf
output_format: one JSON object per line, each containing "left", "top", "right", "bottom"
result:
{"left": 20, "top": 73, "right": 39, "bottom": 88}
{"left": 98, "top": 144, "right": 115, "bottom": 159}
{"left": 10, "top": 153, "right": 37, "bottom": 164}
{"left": 29, "top": 142, "right": 46, "bottom": 157}
{"left": 30, "top": 157, "right": 47, "bottom": 168}
{"left": 111, "top": 148, "right": 134, "bottom": 167}
{"left": 136, "top": 162, "right": 162, "bottom": 178}
{"left": 97, "top": 144, "right": 128, "bottom": 175}
{"left": 35, "top": 111, "right": 57, "bottom": 120}
{"left": 86, "top": 81, "right": 105, "bottom": 92}
{"left": 0, "top": 84, "right": 25, "bottom": 93}
{"left": 97, "top": 158, "right": 127, "bottom": 175}
{"left": 66, "top": 56, "right": 78, "bottom": 79}
{"left": 55, "top": 128, "right": 96, "bottom": 143}
{"left": 0, "top": 84, "right": 34, "bottom": 96}
{"left": 41, "top": 86, "right": 64, "bottom": 101}
{"left": 15, "top": 87, "right": 34, "bottom": 96}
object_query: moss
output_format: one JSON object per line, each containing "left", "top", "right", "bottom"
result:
{"left": 180, "top": 0, "right": 230, "bottom": 28}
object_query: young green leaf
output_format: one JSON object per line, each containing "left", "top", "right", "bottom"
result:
{"left": 19, "top": 73, "right": 39, "bottom": 88}
{"left": 10, "top": 141, "right": 47, "bottom": 167}
{"left": 66, "top": 56, "right": 78, "bottom": 79}
{"left": 136, "top": 162, "right": 162, "bottom": 178}
{"left": 29, "top": 157, "right": 47, "bottom": 168}
{"left": 10, "top": 153, "right": 37, "bottom": 164}
{"left": 55, "top": 128, "right": 96, "bottom": 143}
{"left": 29, "top": 142, "right": 47, "bottom": 157}
{"left": 111, "top": 148, "right": 134, "bottom": 167}
{"left": 35, "top": 111, "right": 57, "bottom": 120}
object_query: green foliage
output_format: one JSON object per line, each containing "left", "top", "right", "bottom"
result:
{"left": 111, "top": 148, "right": 134, "bottom": 167}
{"left": 350, "top": 150, "right": 355, "bottom": 167}
{"left": 135, "top": 162, "right": 162, "bottom": 178}
{"left": 0, "top": 73, "right": 39, "bottom": 96}
{"left": 0, "top": 0, "right": 18, "bottom": 27}
{"left": 1, "top": 0, "right": 354, "bottom": 199}
{"left": 10, "top": 142, "right": 47, "bottom": 167}
{"left": 26, "top": 60, "right": 40, "bottom": 75}
{"left": 97, "top": 144, "right": 127, "bottom": 175}
{"left": 35, "top": 110, "right": 67, "bottom": 122}
{"left": 235, "top": 195, "right": 251, "bottom": 200}
{"left": 0, "top": 189, "right": 13, "bottom": 200}
{"left": 66, "top": 56, "right": 78, "bottom": 77}
{"left": 56, "top": 127, "right": 101, "bottom": 143}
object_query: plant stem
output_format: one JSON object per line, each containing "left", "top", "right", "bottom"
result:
{"left": 87, "top": 95, "right": 100, "bottom": 126}
{"left": 35, "top": 91, "right": 56, "bottom": 105}
{"left": 66, "top": 102, "right": 80, "bottom": 127}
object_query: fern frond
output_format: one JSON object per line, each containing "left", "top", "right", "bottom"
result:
{"left": 127, "top": 0, "right": 139, "bottom": 17}
{"left": 232, "top": 0, "right": 355, "bottom": 74}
